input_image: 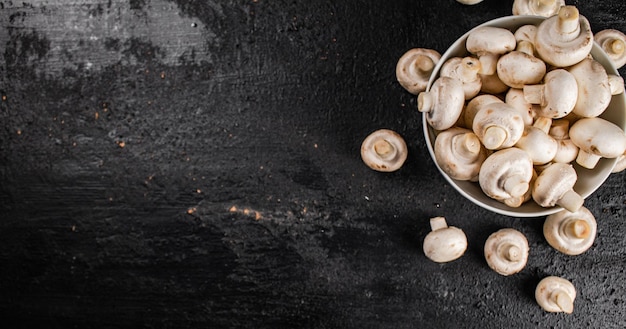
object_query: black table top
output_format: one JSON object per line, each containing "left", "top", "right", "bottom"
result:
{"left": 1, "top": 0, "right": 625, "bottom": 328}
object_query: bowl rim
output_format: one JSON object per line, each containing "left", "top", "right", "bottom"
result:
{"left": 422, "top": 15, "right": 626, "bottom": 217}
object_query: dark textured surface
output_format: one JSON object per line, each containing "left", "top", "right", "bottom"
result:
{"left": 1, "top": 0, "right": 625, "bottom": 328}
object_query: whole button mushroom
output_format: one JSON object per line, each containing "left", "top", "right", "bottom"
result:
{"left": 479, "top": 148, "right": 534, "bottom": 206}
{"left": 523, "top": 69, "right": 578, "bottom": 119}
{"left": 549, "top": 119, "right": 579, "bottom": 164}
{"left": 531, "top": 163, "right": 584, "bottom": 212}
{"left": 569, "top": 117, "right": 626, "bottom": 169}
{"left": 360, "top": 129, "right": 408, "bottom": 172}
{"left": 462, "top": 94, "right": 503, "bottom": 129}
{"left": 434, "top": 127, "right": 488, "bottom": 181}
{"left": 418, "top": 77, "right": 465, "bottom": 131}
{"left": 484, "top": 228, "right": 529, "bottom": 276}
{"left": 440, "top": 56, "right": 482, "bottom": 100}
{"left": 534, "top": 6, "right": 594, "bottom": 67}
{"left": 497, "top": 40, "right": 547, "bottom": 89}
{"left": 515, "top": 123, "right": 558, "bottom": 165}
{"left": 544, "top": 206, "right": 597, "bottom": 255}
{"left": 567, "top": 58, "right": 613, "bottom": 118}
{"left": 594, "top": 29, "right": 626, "bottom": 69}
{"left": 466, "top": 26, "right": 517, "bottom": 75}
{"left": 535, "top": 276, "right": 576, "bottom": 314}
{"left": 423, "top": 217, "right": 467, "bottom": 263}
{"left": 472, "top": 102, "right": 525, "bottom": 150}
{"left": 396, "top": 48, "right": 442, "bottom": 95}
{"left": 512, "top": 0, "right": 565, "bottom": 17}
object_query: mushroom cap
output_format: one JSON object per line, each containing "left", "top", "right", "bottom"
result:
{"left": 467, "top": 26, "right": 517, "bottom": 55}
{"left": 531, "top": 162, "right": 583, "bottom": 212}
{"left": 569, "top": 117, "right": 626, "bottom": 168}
{"left": 479, "top": 147, "right": 534, "bottom": 202}
{"left": 418, "top": 76, "right": 465, "bottom": 131}
{"left": 512, "top": 0, "right": 565, "bottom": 17}
{"left": 463, "top": 94, "right": 504, "bottom": 129}
{"left": 544, "top": 206, "right": 597, "bottom": 255}
{"left": 497, "top": 50, "right": 546, "bottom": 89}
{"left": 523, "top": 69, "right": 578, "bottom": 119}
{"left": 612, "top": 151, "right": 626, "bottom": 173}
{"left": 456, "top": 0, "right": 484, "bottom": 4}
{"left": 360, "top": 129, "right": 408, "bottom": 172}
{"left": 553, "top": 139, "right": 579, "bottom": 164}
{"left": 423, "top": 217, "right": 468, "bottom": 263}
{"left": 396, "top": 48, "right": 442, "bottom": 95}
{"left": 472, "top": 102, "right": 525, "bottom": 150}
{"left": 434, "top": 127, "right": 488, "bottom": 181}
{"left": 440, "top": 57, "right": 482, "bottom": 100}
{"left": 515, "top": 126, "right": 558, "bottom": 165}
{"left": 567, "top": 58, "right": 612, "bottom": 118}
{"left": 505, "top": 88, "right": 536, "bottom": 126}
{"left": 535, "top": 276, "right": 576, "bottom": 313}
{"left": 484, "top": 228, "right": 529, "bottom": 276}
{"left": 594, "top": 29, "right": 626, "bottom": 69}
{"left": 479, "top": 72, "right": 510, "bottom": 94}
{"left": 514, "top": 24, "right": 538, "bottom": 45}
{"left": 535, "top": 6, "right": 594, "bottom": 67}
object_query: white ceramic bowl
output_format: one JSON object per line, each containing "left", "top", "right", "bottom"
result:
{"left": 423, "top": 15, "right": 626, "bottom": 217}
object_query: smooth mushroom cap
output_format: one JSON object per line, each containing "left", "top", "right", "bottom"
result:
{"left": 463, "top": 94, "right": 504, "bottom": 128}
{"left": 472, "top": 102, "right": 525, "bottom": 150}
{"left": 423, "top": 217, "right": 468, "bottom": 263}
{"left": 535, "top": 6, "right": 594, "bottom": 67}
{"left": 418, "top": 77, "right": 465, "bottom": 131}
{"left": 608, "top": 74, "right": 625, "bottom": 95}
{"left": 612, "top": 151, "right": 626, "bottom": 173}
{"left": 484, "top": 228, "right": 529, "bottom": 276}
{"left": 396, "top": 48, "right": 442, "bottom": 95}
{"left": 440, "top": 57, "right": 482, "bottom": 100}
{"left": 532, "top": 163, "right": 583, "bottom": 212}
{"left": 515, "top": 126, "right": 558, "bottom": 165}
{"left": 514, "top": 24, "right": 538, "bottom": 52}
{"left": 512, "top": 0, "right": 565, "bottom": 17}
{"left": 567, "top": 58, "right": 612, "bottom": 118}
{"left": 497, "top": 45, "right": 547, "bottom": 89}
{"left": 467, "top": 26, "right": 517, "bottom": 75}
{"left": 361, "top": 129, "right": 408, "bottom": 172}
{"left": 523, "top": 69, "right": 578, "bottom": 119}
{"left": 434, "top": 127, "right": 488, "bottom": 181}
{"left": 569, "top": 117, "right": 626, "bottom": 169}
{"left": 505, "top": 88, "right": 536, "bottom": 126}
{"left": 535, "top": 276, "right": 576, "bottom": 314}
{"left": 594, "top": 29, "right": 626, "bottom": 69}
{"left": 544, "top": 206, "right": 597, "bottom": 255}
{"left": 479, "top": 148, "right": 534, "bottom": 202}
{"left": 550, "top": 121, "right": 579, "bottom": 164}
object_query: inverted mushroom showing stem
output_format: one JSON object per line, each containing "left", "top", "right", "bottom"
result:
{"left": 535, "top": 276, "right": 576, "bottom": 314}
{"left": 467, "top": 26, "right": 517, "bottom": 75}
{"left": 472, "top": 102, "right": 525, "bottom": 150}
{"left": 549, "top": 119, "right": 579, "bottom": 164}
{"left": 532, "top": 163, "right": 584, "bottom": 212}
{"left": 497, "top": 41, "right": 547, "bottom": 89}
{"left": 440, "top": 57, "right": 482, "bottom": 100}
{"left": 594, "top": 29, "right": 626, "bottom": 69}
{"left": 434, "top": 127, "right": 488, "bottom": 181}
{"left": 479, "top": 148, "right": 534, "bottom": 206}
{"left": 544, "top": 206, "right": 597, "bottom": 255}
{"left": 534, "top": 6, "right": 594, "bottom": 67}
{"left": 569, "top": 117, "right": 626, "bottom": 169}
{"left": 523, "top": 69, "right": 578, "bottom": 119}
{"left": 463, "top": 94, "right": 503, "bottom": 129}
{"left": 512, "top": 0, "right": 565, "bottom": 17}
{"left": 418, "top": 77, "right": 465, "bottom": 131}
{"left": 423, "top": 217, "right": 468, "bottom": 263}
{"left": 567, "top": 58, "right": 612, "bottom": 118}
{"left": 360, "top": 129, "right": 408, "bottom": 172}
{"left": 396, "top": 48, "right": 442, "bottom": 95}
{"left": 484, "top": 228, "right": 529, "bottom": 276}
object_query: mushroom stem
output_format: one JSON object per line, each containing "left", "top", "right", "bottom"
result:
{"left": 478, "top": 52, "right": 499, "bottom": 75}
{"left": 417, "top": 92, "right": 434, "bottom": 113}
{"left": 516, "top": 40, "right": 535, "bottom": 56}
{"left": 563, "top": 219, "right": 591, "bottom": 239}
{"left": 504, "top": 174, "right": 530, "bottom": 197}
{"left": 500, "top": 243, "right": 522, "bottom": 262}
{"left": 605, "top": 38, "right": 626, "bottom": 56}
{"left": 452, "top": 133, "right": 481, "bottom": 158}
{"left": 413, "top": 55, "right": 436, "bottom": 77}
{"left": 429, "top": 216, "right": 448, "bottom": 231}
{"left": 533, "top": 117, "right": 552, "bottom": 134}
{"left": 576, "top": 149, "right": 603, "bottom": 169}
{"left": 553, "top": 290, "right": 574, "bottom": 314}
{"left": 373, "top": 139, "right": 397, "bottom": 159}
{"left": 556, "top": 189, "right": 584, "bottom": 213}
{"left": 556, "top": 6, "right": 580, "bottom": 39}
{"left": 482, "top": 126, "right": 508, "bottom": 149}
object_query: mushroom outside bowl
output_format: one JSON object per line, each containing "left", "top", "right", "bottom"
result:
{"left": 423, "top": 15, "right": 626, "bottom": 217}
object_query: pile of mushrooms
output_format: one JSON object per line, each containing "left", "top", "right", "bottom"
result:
{"left": 413, "top": 5, "right": 626, "bottom": 212}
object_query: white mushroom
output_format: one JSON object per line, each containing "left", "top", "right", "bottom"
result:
{"left": 497, "top": 41, "right": 547, "bottom": 89}
{"left": 512, "top": 0, "right": 565, "bottom": 17}
{"left": 466, "top": 26, "right": 517, "bottom": 75}
{"left": 569, "top": 117, "right": 626, "bottom": 169}
{"left": 544, "top": 206, "right": 597, "bottom": 255}
{"left": 360, "top": 129, "right": 408, "bottom": 172}
{"left": 462, "top": 94, "right": 504, "bottom": 129}
{"left": 456, "top": 0, "right": 484, "bottom": 4}
{"left": 549, "top": 119, "right": 579, "bottom": 164}
{"left": 423, "top": 217, "right": 468, "bottom": 263}
{"left": 434, "top": 127, "right": 488, "bottom": 181}
{"left": 535, "top": 276, "right": 576, "bottom": 314}
{"left": 472, "top": 102, "right": 525, "bottom": 150}
{"left": 514, "top": 24, "right": 538, "bottom": 54}
{"left": 479, "top": 148, "right": 534, "bottom": 206}
{"left": 515, "top": 123, "right": 558, "bottom": 165}
{"left": 609, "top": 74, "right": 625, "bottom": 95}
{"left": 418, "top": 77, "right": 465, "bottom": 131}
{"left": 594, "top": 29, "right": 626, "bottom": 69}
{"left": 505, "top": 88, "right": 537, "bottom": 126}
{"left": 535, "top": 6, "right": 594, "bottom": 67}
{"left": 396, "top": 48, "right": 442, "bottom": 94}
{"left": 440, "top": 56, "right": 482, "bottom": 100}
{"left": 612, "top": 151, "right": 626, "bottom": 173}
{"left": 503, "top": 169, "right": 537, "bottom": 208}
{"left": 523, "top": 69, "right": 578, "bottom": 119}
{"left": 479, "top": 72, "right": 510, "bottom": 94}
{"left": 566, "top": 58, "right": 612, "bottom": 118}
{"left": 531, "top": 163, "right": 583, "bottom": 212}
{"left": 484, "top": 228, "right": 529, "bottom": 276}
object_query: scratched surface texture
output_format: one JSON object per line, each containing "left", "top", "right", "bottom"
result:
{"left": 1, "top": 0, "right": 626, "bottom": 328}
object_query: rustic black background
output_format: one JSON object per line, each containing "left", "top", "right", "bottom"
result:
{"left": 1, "top": 0, "right": 625, "bottom": 328}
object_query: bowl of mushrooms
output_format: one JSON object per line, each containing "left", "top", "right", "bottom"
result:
{"left": 420, "top": 7, "right": 626, "bottom": 217}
